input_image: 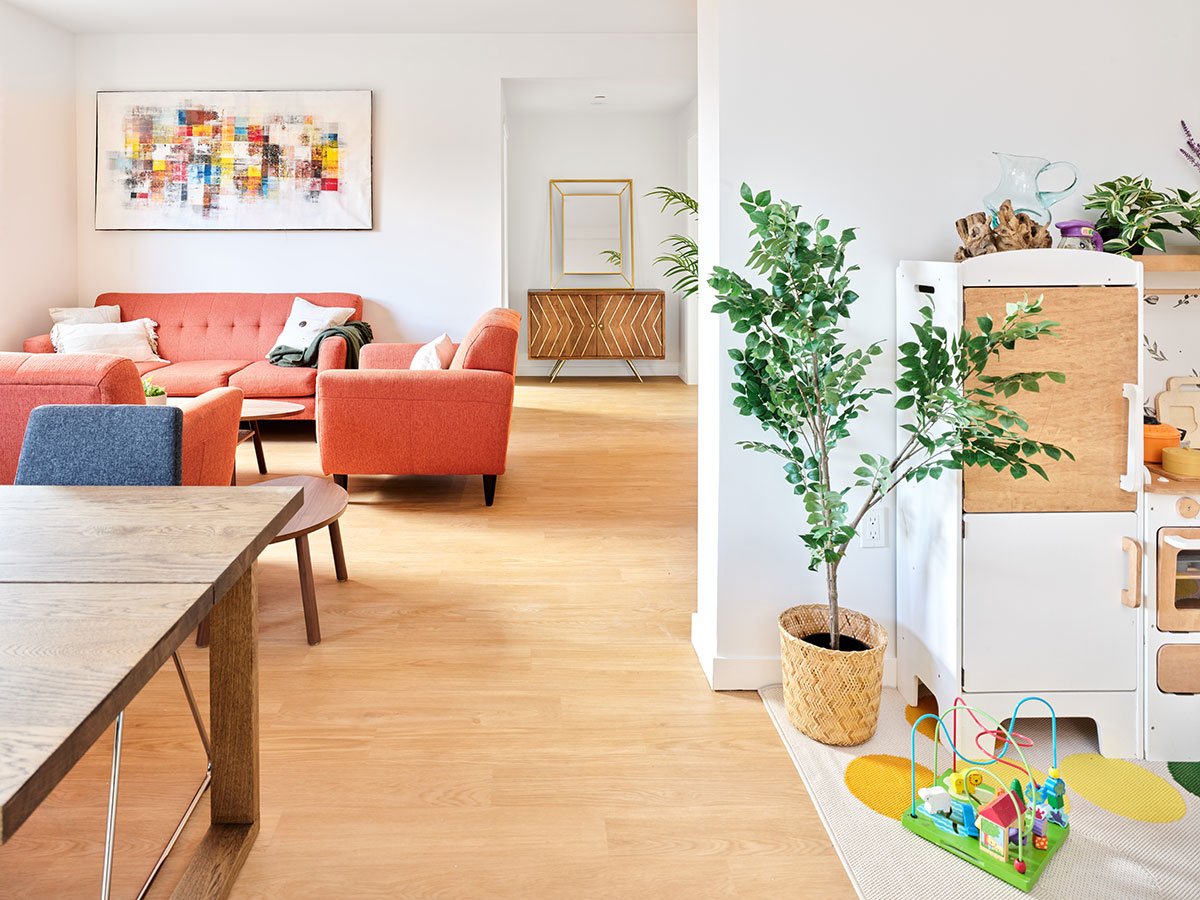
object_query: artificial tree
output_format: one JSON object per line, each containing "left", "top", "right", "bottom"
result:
{"left": 709, "top": 185, "right": 1072, "bottom": 649}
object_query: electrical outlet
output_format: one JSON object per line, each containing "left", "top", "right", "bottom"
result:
{"left": 860, "top": 510, "right": 886, "bottom": 548}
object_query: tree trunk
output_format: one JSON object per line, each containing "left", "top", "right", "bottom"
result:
{"left": 826, "top": 561, "right": 841, "bottom": 650}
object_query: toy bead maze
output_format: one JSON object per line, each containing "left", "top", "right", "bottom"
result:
{"left": 900, "top": 697, "right": 1069, "bottom": 893}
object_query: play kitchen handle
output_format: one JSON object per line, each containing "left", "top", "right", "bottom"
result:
{"left": 1120, "top": 383, "right": 1142, "bottom": 493}
{"left": 1122, "top": 536, "right": 1142, "bottom": 608}
{"left": 984, "top": 153, "right": 1080, "bottom": 225}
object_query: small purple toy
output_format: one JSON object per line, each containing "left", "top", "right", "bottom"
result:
{"left": 1055, "top": 219, "right": 1104, "bottom": 252}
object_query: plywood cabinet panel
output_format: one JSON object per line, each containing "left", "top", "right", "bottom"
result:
{"left": 528, "top": 289, "right": 664, "bottom": 361}
{"left": 962, "top": 286, "right": 1139, "bottom": 513}
{"left": 962, "top": 512, "right": 1139, "bottom": 693}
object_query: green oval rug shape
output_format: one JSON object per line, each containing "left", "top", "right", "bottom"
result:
{"left": 1061, "top": 754, "right": 1186, "bottom": 822}
{"left": 1168, "top": 761, "right": 1200, "bottom": 799}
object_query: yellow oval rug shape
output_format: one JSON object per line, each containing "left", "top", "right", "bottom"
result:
{"left": 904, "top": 693, "right": 939, "bottom": 742}
{"left": 1060, "top": 754, "right": 1186, "bottom": 823}
{"left": 845, "top": 754, "right": 933, "bottom": 819}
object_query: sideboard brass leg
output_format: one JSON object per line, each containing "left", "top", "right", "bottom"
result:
{"left": 624, "top": 359, "right": 644, "bottom": 383}
{"left": 549, "top": 359, "right": 567, "bottom": 383}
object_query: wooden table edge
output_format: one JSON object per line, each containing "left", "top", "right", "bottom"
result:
{"left": 209, "top": 487, "right": 305, "bottom": 599}
{"left": 1, "top": 582, "right": 215, "bottom": 843}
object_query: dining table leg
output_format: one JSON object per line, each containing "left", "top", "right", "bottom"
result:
{"left": 171, "top": 564, "right": 260, "bottom": 899}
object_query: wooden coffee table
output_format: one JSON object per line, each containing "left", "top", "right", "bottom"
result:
{"left": 239, "top": 399, "right": 305, "bottom": 477}
{"left": 250, "top": 475, "right": 348, "bottom": 645}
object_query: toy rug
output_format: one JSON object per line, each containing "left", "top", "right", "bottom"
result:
{"left": 760, "top": 686, "right": 1200, "bottom": 899}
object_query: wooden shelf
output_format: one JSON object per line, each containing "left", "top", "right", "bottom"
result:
{"left": 1139, "top": 254, "right": 1200, "bottom": 272}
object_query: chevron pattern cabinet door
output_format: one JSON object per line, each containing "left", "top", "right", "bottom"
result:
{"left": 527, "top": 291, "right": 597, "bottom": 359}
{"left": 527, "top": 290, "right": 665, "bottom": 361}
{"left": 594, "top": 292, "right": 665, "bottom": 359}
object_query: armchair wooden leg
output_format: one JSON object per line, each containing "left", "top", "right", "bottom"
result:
{"left": 483, "top": 475, "right": 497, "bottom": 507}
{"left": 333, "top": 474, "right": 348, "bottom": 491}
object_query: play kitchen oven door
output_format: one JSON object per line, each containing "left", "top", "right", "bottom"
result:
{"left": 1156, "top": 529, "right": 1200, "bottom": 636}
{"left": 961, "top": 284, "right": 1141, "bottom": 694}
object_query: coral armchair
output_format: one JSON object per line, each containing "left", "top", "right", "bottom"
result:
{"left": 0, "top": 351, "right": 242, "bottom": 486}
{"left": 316, "top": 308, "right": 520, "bottom": 505}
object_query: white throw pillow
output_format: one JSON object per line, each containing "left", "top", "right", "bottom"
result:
{"left": 268, "top": 296, "right": 356, "bottom": 357}
{"left": 49, "top": 305, "right": 121, "bottom": 350}
{"left": 409, "top": 333, "right": 455, "bottom": 371}
{"left": 49, "top": 305, "right": 121, "bottom": 326}
{"left": 53, "top": 319, "right": 166, "bottom": 362}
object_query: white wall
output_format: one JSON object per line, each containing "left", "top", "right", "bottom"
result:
{"left": 0, "top": 0, "right": 75, "bottom": 349}
{"left": 693, "top": 0, "right": 1200, "bottom": 688}
{"left": 73, "top": 33, "right": 695, "bottom": 344}
{"left": 505, "top": 105, "right": 695, "bottom": 376}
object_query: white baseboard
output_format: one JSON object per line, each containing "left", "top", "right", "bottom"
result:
{"left": 517, "top": 360, "right": 681, "bottom": 379}
{"left": 691, "top": 615, "right": 897, "bottom": 691}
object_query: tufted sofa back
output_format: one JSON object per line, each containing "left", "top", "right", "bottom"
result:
{"left": 96, "top": 292, "right": 364, "bottom": 362}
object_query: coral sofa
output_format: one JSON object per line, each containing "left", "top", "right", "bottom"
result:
{"left": 0, "top": 352, "right": 242, "bottom": 486}
{"left": 316, "top": 308, "right": 520, "bottom": 505}
{"left": 24, "top": 292, "right": 364, "bottom": 420}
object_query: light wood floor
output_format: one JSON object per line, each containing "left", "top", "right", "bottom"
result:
{"left": 0, "top": 377, "right": 851, "bottom": 899}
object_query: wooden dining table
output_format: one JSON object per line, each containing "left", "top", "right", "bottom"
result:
{"left": 0, "top": 485, "right": 303, "bottom": 898}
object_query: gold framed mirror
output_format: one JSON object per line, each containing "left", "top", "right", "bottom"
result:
{"left": 549, "top": 179, "right": 634, "bottom": 288}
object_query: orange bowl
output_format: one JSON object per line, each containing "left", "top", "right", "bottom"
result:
{"left": 1146, "top": 423, "right": 1182, "bottom": 464}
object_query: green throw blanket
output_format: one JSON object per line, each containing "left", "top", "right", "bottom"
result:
{"left": 268, "top": 321, "right": 374, "bottom": 369}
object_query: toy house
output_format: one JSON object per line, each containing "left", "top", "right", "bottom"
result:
{"left": 976, "top": 792, "right": 1026, "bottom": 863}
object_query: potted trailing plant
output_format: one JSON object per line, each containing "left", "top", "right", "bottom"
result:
{"left": 648, "top": 186, "right": 699, "bottom": 298}
{"left": 142, "top": 377, "right": 167, "bottom": 405}
{"left": 1083, "top": 175, "right": 1200, "bottom": 255}
{"left": 709, "top": 185, "right": 1071, "bottom": 746}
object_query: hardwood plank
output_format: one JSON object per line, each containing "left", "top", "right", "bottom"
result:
{"left": 0, "top": 582, "right": 212, "bottom": 843}
{"left": 0, "top": 486, "right": 303, "bottom": 598}
{"left": 962, "top": 286, "right": 1139, "bottom": 512}
{"left": 0, "top": 379, "right": 854, "bottom": 900}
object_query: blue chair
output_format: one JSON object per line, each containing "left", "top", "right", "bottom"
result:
{"left": 15, "top": 404, "right": 183, "bottom": 486}
{"left": 16, "top": 404, "right": 207, "bottom": 900}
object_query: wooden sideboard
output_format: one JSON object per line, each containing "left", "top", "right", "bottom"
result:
{"left": 528, "top": 289, "right": 664, "bottom": 381}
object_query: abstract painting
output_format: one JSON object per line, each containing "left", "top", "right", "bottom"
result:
{"left": 95, "top": 90, "right": 372, "bottom": 230}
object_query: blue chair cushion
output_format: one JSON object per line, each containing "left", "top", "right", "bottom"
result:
{"left": 15, "top": 404, "right": 184, "bottom": 486}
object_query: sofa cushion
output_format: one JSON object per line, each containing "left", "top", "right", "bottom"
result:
{"left": 229, "top": 361, "right": 318, "bottom": 398}
{"left": 136, "top": 360, "right": 171, "bottom": 377}
{"left": 147, "top": 360, "right": 253, "bottom": 396}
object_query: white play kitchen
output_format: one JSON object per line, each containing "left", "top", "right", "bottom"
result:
{"left": 896, "top": 249, "right": 1200, "bottom": 762}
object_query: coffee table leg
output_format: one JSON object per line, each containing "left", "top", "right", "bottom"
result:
{"left": 251, "top": 422, "right": 268, "bottom": 475}
{"left": 171, "top": 564, "right": 259, "bottom": 898}
{"left": 295, "top": 535, "right": 322, "bottom": 645}
{"left": 329, "top": 521, "right": 348, "bottom": 582}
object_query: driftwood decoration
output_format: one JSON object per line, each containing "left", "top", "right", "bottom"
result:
{"left": 954, "top": 199, "right": 1052, "bottom": 261}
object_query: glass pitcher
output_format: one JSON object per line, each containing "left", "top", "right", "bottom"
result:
{"left": 983, "top": 152, "right": 1079, "bottom": 226}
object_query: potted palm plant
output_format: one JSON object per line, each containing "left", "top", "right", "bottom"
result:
{"left": 709, "top": 185, "right": 1071, "bottom": 745}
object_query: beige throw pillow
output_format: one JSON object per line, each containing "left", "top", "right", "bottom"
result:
{"left": 49, "top": 305, "right": 121, "bottom": 350}
{"left": 268, "top": 296, "right": 357, "bottom": 357}
{"left": 53, "top": 319, "right": 166, "bottom": 362}
{"left": 409, "top": 333, "right": 455, "bottom": 370}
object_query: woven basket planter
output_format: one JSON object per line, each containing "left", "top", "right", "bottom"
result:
{"left": 779, "top": 604, "right": 888, "bottom": 746}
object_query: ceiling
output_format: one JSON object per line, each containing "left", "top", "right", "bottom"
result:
{"left": 9, "top": 0, "right": 696, "bottom": 34}
{"left": 504, "top": 78, "right": 695, "bottom": 116}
